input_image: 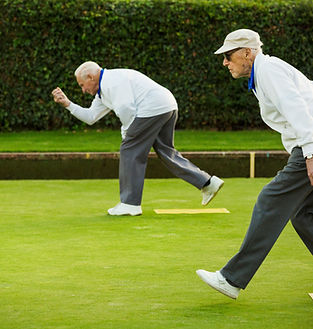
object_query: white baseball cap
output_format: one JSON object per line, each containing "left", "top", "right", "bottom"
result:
{"left": 214, "top": 29, "right": 263, "bottom": 54}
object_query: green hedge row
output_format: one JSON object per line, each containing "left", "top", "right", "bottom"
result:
{"left": 1, "top": 0, "right": 312, "bottom": 131}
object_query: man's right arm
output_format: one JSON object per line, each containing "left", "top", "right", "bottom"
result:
{"left": 52, "top": 87, "right": 111, "bottom": 125}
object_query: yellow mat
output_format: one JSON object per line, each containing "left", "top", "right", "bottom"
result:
{"left": 309, "top": 293, "right": 313, "bottom": 300}
{"left": 154, "top": 208, "right": 230, "bottom": 214}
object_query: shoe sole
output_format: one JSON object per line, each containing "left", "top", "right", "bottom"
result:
{"left": 108, "top": 212, "right": 142, "bottom": 216}
{"left": 202, "top": 181, "right": 224, "bottom": 206}
{"left": 196, "top": 270, "right": 238, "bottom": 299}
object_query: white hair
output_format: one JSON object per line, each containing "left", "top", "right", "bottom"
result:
{"left": 250, "top": 47, "right": 263, "bottom": 55}
{"left": 75, "top": 61, "right": 101, "bottom": 80}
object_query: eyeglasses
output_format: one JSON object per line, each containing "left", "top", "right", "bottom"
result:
{"left": 223, "top": 48, "right": 243, "bottom": 61}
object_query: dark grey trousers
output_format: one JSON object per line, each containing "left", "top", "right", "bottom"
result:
{"left": 119, "top": 110, "right": 210, "bottom": 205}
{"left": 221, "top": 147, "right": 313, "bottom": 289}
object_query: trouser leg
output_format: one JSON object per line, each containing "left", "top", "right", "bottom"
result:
{"left": 119, "top": 111, "right": 175, "bottom": 205}
{"left": 220, "top": 147, "right": 313, "bottom": 289}
{"left": 291, "top": 191, "right": 313, "bottom": 253}
{"left": 153, "top": 111, "right": 210, "bottom": 189}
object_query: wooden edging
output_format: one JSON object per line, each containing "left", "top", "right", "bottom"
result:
{"left": 0, "top": 151, "right": 289, "bottom": 179}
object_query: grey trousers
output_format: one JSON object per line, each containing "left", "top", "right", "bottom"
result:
{"left": 221, "top": 147, "right": 313, "bottom": 289}
{"left": 119, "top": 110, "right": 210, "bottom": 205}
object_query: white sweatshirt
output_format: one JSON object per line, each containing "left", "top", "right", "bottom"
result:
{"left": 253, "top": 53, "right": 313, "bottom": 157}
{"left": 67, "top": 69, "right": 178, "bottom": 138}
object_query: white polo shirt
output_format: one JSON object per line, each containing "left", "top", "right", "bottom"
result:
{"left": 67, "top": 69, "right": 178, "bottom": 138}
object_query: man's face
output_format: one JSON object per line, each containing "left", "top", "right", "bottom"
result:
{"left": 222, "top": 48, "right": 253, "bottom": 79}
{"left": 76, "top": 74, "right": 99, "bottom": 95}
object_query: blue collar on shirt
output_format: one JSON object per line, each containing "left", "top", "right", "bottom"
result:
{"left": 97, "top": 69, "right": 104, "bottom": 98}
{"left": 248, "top": 62, "right": 256, "bottom": 92}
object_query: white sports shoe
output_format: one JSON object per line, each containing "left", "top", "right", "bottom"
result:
{"left": 201, "top": 176, "right": 224, "bottom": 206}
{"left": 108, "top": 203, "right": 142, "bottom": 216}
{"left": 196, "top": 270, "right": 240, "bottom": 299}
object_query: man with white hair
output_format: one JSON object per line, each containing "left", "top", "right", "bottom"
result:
{"left": 196, "top": 29, "right": 313, "bottom": 299}
{"left": 52, "top": 63, "right": 224, "bottom": 215}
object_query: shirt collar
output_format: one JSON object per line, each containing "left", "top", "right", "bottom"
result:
{"left": 97, "top": 68, "right": 104, "bottom": 98}
{"left": 248, "top": 62, "right": 255, "bottom": 92}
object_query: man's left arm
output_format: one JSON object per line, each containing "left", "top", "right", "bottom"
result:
{"left": 259, "top": 64, "right": 313, "bottom": 185}
{"left": 108, "top": 79, "right": 137, "bottom": 128}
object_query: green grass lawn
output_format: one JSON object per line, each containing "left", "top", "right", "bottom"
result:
{"left": 0, "top": 178, "right": 311, "bottom": 329}
{"left": 0, "top": 129, "right": 283, "bottom": 152}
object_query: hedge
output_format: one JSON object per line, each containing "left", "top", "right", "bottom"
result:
{"left": 1, "top": 0, "right": 312, "bottom": 131}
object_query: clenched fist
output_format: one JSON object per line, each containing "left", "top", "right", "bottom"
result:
{"left": 52, "top": 87, "right": 71, "bottom": 107}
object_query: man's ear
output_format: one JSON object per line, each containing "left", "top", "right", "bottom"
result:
{"left": 246, "top": 48, "right": 252, "bottom": 57}
{"left": 87, "top": 73, "right": 93, "bottom": 81}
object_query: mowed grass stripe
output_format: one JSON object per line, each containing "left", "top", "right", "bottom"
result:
{"left": 0, "top": 129, "right": 283, "bottom": 152}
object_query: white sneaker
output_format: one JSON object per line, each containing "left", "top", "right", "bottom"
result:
{"left": 201, "top": 176, "right": 224, "bottom": 206}
{"left": 108, "top": 203, "right": 142, "bottom": 216}
{"left": 196, "top": 270, "right": 240, "bottom": 299}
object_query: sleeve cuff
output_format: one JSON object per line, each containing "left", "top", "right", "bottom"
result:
{"left": 302, "top": 144, "right": 313, "bottom": 158}
{"left": 66, "top": 102, "right": 74, "bottom": 112}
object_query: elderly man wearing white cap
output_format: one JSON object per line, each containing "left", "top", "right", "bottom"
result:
{"left": 196, "top": 29, "right": 313, "bottom": 299}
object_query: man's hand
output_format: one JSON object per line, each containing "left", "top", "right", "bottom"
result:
{"left": 52, "top": 87, "right": 71, "bottom": 107}
{"left": 306, "top": 158, "right": 313, "bottom": 186}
